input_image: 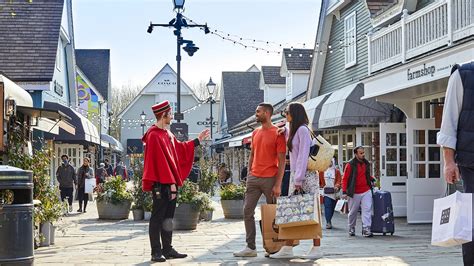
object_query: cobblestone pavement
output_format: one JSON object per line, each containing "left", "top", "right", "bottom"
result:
{"left": 34, "top": 197, "right": 463, "bottom": 265}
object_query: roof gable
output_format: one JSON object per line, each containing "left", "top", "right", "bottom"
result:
{"left": 282, "top": 48, "right": 313, "bottom": 72}
{"left": 222, "top": 71, "right": 263, "bottom": 129}
{"left": 0, "top": 0, "right": 64, "bottom": 81}
{"left": 261, "top": 66, "right": 286, "bottom": 85}
{"left": 75, "top": 49, "right": 111, "bottom": 100}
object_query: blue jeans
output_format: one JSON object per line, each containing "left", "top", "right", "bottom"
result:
{"left": 459, "top": 166, "right": 474, "bottom": 266}
{"left": 323, "top": 196, "right": 337, "bottom": 224}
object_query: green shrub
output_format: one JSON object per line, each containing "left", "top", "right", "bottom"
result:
{"left": 96, "top": 176, "right": 132, "bottom": 205}
{"left": 220, "top": 183, "right": 246, "bottom": 200}
{"left": 178, "top": 180, "right": 213, "bottom": 211}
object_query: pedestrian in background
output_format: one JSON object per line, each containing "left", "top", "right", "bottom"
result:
{"left": 77, "top": 158, "right": 94, "bottom": 213}
{"left": 104, "top": 158, "right": 113, "bottom": 176}
{"left": 342, "top": 147, "right": 374, "bottom": 237}
{"left": 96, "top": 162, "right": 108, "bottom": 185}
{"left": 114, "top": 161, "right": 128, "bottom": 181}
{"left": 319, "top": 158, "right": 342, "bottom": 229}
{"left": 56, "top": 154, "right": 77, "bottom": 213}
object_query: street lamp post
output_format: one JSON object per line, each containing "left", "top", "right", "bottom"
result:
{"left": 140, "top": 111, "right": 146, "bottom": 136}
{"left": 98, "top": 100, "right": 105, "bottom": 167}
{"left": 206, "top": 77, "right": 216, "bottom": 140}
{"left": 147, "top": 0, "right": 210, "bottom": 123}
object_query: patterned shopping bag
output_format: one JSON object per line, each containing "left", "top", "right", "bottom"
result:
{"left": 275, "top": 192, "right": 320, "bottom": 228}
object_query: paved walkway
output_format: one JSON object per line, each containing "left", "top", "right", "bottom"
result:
{"left": 34, "top": 198, "right": 463, "bottom": 265}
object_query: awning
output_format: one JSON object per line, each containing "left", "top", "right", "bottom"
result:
{"left": 1, "top": 75, "right": 33, "bottom": 108}
{"left": 302, "top": 93, "right": 331, "bottom": 130}
{"left": 213, "top": 132, "right": 252, "bottom": 148}
{"left": 16, "top": 106, "right": 75, "bottom": 135}
{"left": 126, "top": 139, "right": 143, "bottom": 154}
{"left": 43, "top": 101, "right": 100, "bottom": 144}
{"left": 101, "top": 134, "right": 124, "bottom": 153}
{"left": 318, "top": 83, "right": 393, "bottom": 129}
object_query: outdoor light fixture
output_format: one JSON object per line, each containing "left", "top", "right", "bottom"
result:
{"left": 147, "top": 23, "right": 154, "bottom": 33}
{"left": 140, "top": 111, "right": 146, "bottom": 121}
{"left": 140, "top": 111, "right": 147, "bottom": 135}
{"left": 206, "top": 77, "right": 216, "bottom": 96}
{"left": 173, "top": 0, "right": 185, "bottom": 10}
{"left": 183, "top": 42, "right": 199, "bottom": 56}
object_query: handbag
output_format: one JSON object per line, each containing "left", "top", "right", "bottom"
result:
{"left": 323, "top": 187, "right": 335, "bottom": 194}
{"left": 306, "top": 128, "right": 335, "bottom": 172}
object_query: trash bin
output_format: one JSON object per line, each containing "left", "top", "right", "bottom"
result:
{"left": 0, "top": 165, "right": 34, "bottom": 265}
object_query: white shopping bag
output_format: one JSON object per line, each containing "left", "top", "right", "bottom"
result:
{"left": 84, "top": 178, "right": 96, "bottom": 194}
{"left": 431, "top": 191, "right": 472, "bottom": 247}
{"left": 335, "top": 199, "right": 348, "bottom": 214}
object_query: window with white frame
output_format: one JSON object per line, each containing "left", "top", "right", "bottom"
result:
{"left": 344, "top": 11, "right": 357, "bottom": 68}
{"left": 170, "top": 102, "right": 177, "bottom": 114}
{"left": 415, "top": 96, "right": 445, "bottom": 119}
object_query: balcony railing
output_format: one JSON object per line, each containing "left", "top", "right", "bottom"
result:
{"left": 368, "top": 0, "right": 473, "bottom": 74}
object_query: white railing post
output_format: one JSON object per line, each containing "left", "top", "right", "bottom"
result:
{"left": 367, "top": 30, "right": 373, "bottom": 75}
{"left": 447, "top": 0, "right": 453, "bottom": 46}
{"left": 401, "top": 9, "right": 409, "bottom": 63}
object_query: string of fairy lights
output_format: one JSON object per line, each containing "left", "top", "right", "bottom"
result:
{"left": 77, "top": 17, "right": 371, "bottom": 130}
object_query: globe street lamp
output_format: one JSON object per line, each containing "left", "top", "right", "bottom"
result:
{"left": 140, "top": 110, "right": 146, "bottom": 136}
{"left": 147, "top": 0, "right": 210, "bottom": 123}
{"left": 206, "top": 77, "right": 216, "bottom": 140}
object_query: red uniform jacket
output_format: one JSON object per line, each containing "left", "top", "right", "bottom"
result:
{"left": 141, "top": 125, "right": 195, "bottom": 191}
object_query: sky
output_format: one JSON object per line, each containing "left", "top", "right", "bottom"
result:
{"left": 72, "top": 0, "right": 321, "bottom": 92}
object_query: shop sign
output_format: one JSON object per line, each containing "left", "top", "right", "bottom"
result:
{"left": 197, "top": 121, "right": 218, "bottom": 126}
{"left": 407, "top": 64, "right": 436, "bottom": 81}
{"left": 171, "top": 122, "right": 188, "bottom": 141}
{"left": 54, "top": 80, "right": 64, "bottom": 96}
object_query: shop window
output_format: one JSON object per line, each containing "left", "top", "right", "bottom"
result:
{"left": 415, "top": 147, "right": 426, "bottom": 161}
{"left": 400, "top": 164, "right": 407, "bottom": 177}
{"left": 400, "top": 133, "right": 406, "bottom": 146}
{"left": 386, "top": 164, "right": 397, "bottom": 176}
{"left": 414, "top": 130, "right": 425, "bottom": 144}
{"left": 386, "top": 133, "right": 397, "bottom": 146}
{"left": 415, "top": 164, "right": 426, "bottom": 178}
{"left": 424, "top": 100, "right": 431, "bottom": 119}
{"left": 416, "top": 102, "right": 423, "bottom": 119}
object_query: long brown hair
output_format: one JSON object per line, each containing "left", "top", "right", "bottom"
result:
{"left": 287, "top": 102, "right": 309, "bottom": 152}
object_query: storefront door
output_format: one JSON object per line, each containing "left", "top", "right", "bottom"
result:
{"left": 379, "top": 123, "right": 407, "bottom": 217}
{"left": 406, "top": 118, "right": 445, "bottom": 223}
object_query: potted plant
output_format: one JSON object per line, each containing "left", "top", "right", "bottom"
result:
{"left": 196, "top": 154, "right": 218, "bottom": 221}
{"left": 96, "top": 176, "right": 132, "bottom": 220}
{"left": 199, "top": 195, "right": 214, "bottom": 221}
{"left": 36, "top": 186, "right": 65, "bottom": 246}
{"left": 220, "top": 183, "right": 245, "bottom": 219}
{"left": 173, "top": 181, "right": 211, "bottom": 230}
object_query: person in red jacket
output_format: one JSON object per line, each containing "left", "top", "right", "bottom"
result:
{"left": 142, "top": 100, "right": 209, "bottom": 262}
{"left": 341, "top": 146, "right": 375, "bottom": 237}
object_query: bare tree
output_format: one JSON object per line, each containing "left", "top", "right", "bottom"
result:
{"left": 191, "top": 80, "right": 220, "bottom": 102}
{"left": 109, "top": 83, "right": 141, "bottom": 139}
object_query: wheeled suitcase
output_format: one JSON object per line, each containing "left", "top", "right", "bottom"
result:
{"left": 371, "top": 190, "right": 395, "bottom": 235}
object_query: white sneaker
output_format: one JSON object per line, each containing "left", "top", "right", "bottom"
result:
{"left": 269, "top": 246, "right": 294, "bottom": 259}
{"left": 302, "top": 246, "right": 323, "bottom": 259}
{"left": 233, "top": 247, "right": 257, "bottom": 257}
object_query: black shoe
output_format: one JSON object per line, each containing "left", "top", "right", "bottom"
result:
{"left": 151, "top": 254, "right": 166, "bottom": 262}
{"left": 77, "top": 209, "right": 82, "bottom": 213}
{"left": 163, "top": 248, "right": 187, "bottom": 259}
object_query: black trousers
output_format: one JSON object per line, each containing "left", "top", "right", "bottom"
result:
{"left": 59, "top": 187, "right": 73, "bottom": 206}
{"left": 459, "top": 166, "right": 474, "bottom": 266}
{"left": 77, "top": 187, "right": 89, "bottom": 210}
{"left": 149, "top": 184, "right": 176, "bottom": 256}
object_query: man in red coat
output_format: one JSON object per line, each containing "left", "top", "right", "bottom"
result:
{"left": 142, "top": 100, "right": 209, "bottom": 262}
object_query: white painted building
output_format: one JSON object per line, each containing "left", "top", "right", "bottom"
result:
{"left": 118, "top": 64, "right": 219, "bottom": 164}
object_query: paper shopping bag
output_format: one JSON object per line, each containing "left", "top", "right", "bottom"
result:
{"left": 335, "top": 199, "right": 348, "bottom": 214}
{"left": 431, "top": 191, "right": 472, "bottom": 247}
{"left": 84, "top": 178, "right": 96, "bottom": 194}
{"left": 275, "top": 193, "right": 320, "bottom": 228}
{"left": 278, "top": 198, "right": 323, "bottom": 240}
{"left": 260, "top": 204, "right": 286, "bottom": 254}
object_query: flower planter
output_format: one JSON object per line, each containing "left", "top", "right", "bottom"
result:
{"left": 39, "top": 222, "right": 51, "bottom": 247}
{"left": 96, "top": 200, "right": 131, "bottom": 220}
{"left": 144, "top": 211, "right": 152, "bottom": 221}
{"left": 173, "top": 203, "right": 200, "bottom": 230}
{"left": 132, "top": 209, "right": 144, "bottom": 221}
{"left": 221, "top": 199, "right": 244, "bottom": 219}
{"left": 50, "top": 225, "right": 56, "bottom": 245}
{"left": 199, "top": 210, "right": 213, "bottom": 221}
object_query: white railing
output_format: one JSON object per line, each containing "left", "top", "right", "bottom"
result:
{"left": 368, "top": 0, "right": 473, "bottom": 74}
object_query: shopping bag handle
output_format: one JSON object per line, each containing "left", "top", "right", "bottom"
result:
{"left": 291, "top": 189, "right": 306, "bottom": 196}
